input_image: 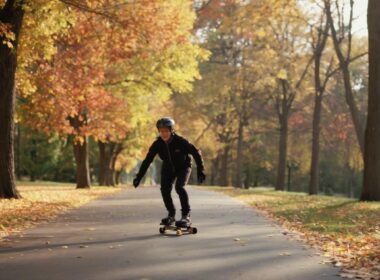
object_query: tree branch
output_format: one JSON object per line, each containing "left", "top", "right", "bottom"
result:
{"left": 59, "top": 0, "right": 119, "bottom": 21}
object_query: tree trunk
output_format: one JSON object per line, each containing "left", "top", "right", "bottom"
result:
{"left": 235, "top": 119, "right": 244, "bottom": 188}
{"left": 276, "top": 113, "right": 288, "bottom": 191}
{"left": 0, "top": 1, "right": 24, "bottom": 199}
{"left": 98, "top": 141, "right": 123, "bottom": 187}
{"left": 98, "top": 141, "right": 108, "bottom": 186}
{"left": 73, "top": 137, "right": 91, "bottom": 189}
{"left": 107, "top": 152, "right": 118, "bottom": 186}
{"left": 98, "top": 141, "right": 113, "bottom": 186}
{"left": 341, "top": 67, "right": 365, "bottom": 155}
{"left": 309, "top": 93, "right": 323, "bottom": 195}
{"left": 362, "top": 0, "right": 380, "bottom": 201}
{"left": 309, "top": 14, "right": 330, "bottom": 195}
{"left": 309, "top": 48, "right": 325, "bottom": 195}
{"left": 115, "top": 170, "right": 122, "bottom": 185}
{"left": 326, "top": 0, "right": 365, "bottom": 156}
{"left": 105, "top": 170, "right": 114, "bottom": 186}
{"left": 210, "top": 155, "right": 219, "bottom": 186}
{"left": 219, "top": 145, "right": 230, "bottom": 186}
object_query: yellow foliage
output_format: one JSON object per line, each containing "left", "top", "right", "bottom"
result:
{"left": 277, "top": 69, "right": 288, "bottom": 80}
{"left": 16, "top": 0, "right": 74, "bottom": 97}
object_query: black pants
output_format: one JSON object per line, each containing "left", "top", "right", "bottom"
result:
{"left": 160, "top": 167, "right": 191, "bottom": 217}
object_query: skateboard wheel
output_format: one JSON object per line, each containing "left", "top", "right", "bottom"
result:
{"left": 192, "top": 227, "right": 198, "bottom": 234}
{"left": 176, "top": 229, "right": 182, "bottom": 236}
{"left": 159, "top": 227, "right": 165, "bottom": 234}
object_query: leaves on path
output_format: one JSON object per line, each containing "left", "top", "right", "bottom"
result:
{"left": 0, "top": 185, "right": 121, "bottom": 242}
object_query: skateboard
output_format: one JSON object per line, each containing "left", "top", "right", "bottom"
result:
{"left": 159, "top": 221, "right": 198, "bottom": 236}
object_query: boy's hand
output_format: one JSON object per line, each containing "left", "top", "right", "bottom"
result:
{"left": 133, "top": 177, "right": 140, "bottom": 188}
{"left": 197, "top": 170, "right": 206, "bottom": 184}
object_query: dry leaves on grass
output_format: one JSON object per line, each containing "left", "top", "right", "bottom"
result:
{"left": 0, "top": 184, "right": 122, "bottom": 241}
{"left": 211, "top": 187, "right": 380, "bottom": 280}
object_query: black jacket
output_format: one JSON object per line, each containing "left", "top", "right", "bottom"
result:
{"left": 136, "top": 133, "right": 204, "bottom": 180}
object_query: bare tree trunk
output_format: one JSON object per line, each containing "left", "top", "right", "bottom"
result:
{"left": 309, "top": 17, "right": 330, "bottom": 195}
{"left": 362, "top": 0, "right": 380, "bottom": 201}
{"left": 340, "top": 67, "right": 365, "bottom": 155}
{"left": 325, "top": 0, "right": 365, "bottom": 156}
{"left": 73, "top": 137, "right": 91, "bottom": 189}
{"left": 68, "top": 114, "right": 91, "bottom": 189}
{"left": 219, "top": 145, "right": 230, "bottom": 186}
{"left": 235, "top": 119, "right": 244, "bottom": 188}
{"left": 275, "top": 78, "right": 291, "bottom": 191}
{"left": 0, "top": 1, "right": 24, "bottom": 199}
{"left": 276, "top": 114, "right": 288, "bottom": 191}
{"left": 210, "top": 155, "right": 219, "bottom": 186}
{"left": 309, "top": 93, "right": 322, "bottom": 195}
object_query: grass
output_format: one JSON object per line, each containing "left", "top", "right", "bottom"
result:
{"left": 207, "top": 186, "right": 380, "bottom": 279}
{"left": 0, "top": 182, "right": 125, "bottom": 240}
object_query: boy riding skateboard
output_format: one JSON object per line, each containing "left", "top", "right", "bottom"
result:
{"left": 133, "top": 117, "right": 206, "bottom": 227}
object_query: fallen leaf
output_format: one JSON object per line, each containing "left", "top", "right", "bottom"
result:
{"left": 339, "top": 273, "right": 356, "bottom": 279}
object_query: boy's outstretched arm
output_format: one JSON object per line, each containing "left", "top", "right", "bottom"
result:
{"left": 133, "top": 141, "right": 158, "bottom": 188}
{"left": 185, "top": 140, "right": 206, "bottom": 184}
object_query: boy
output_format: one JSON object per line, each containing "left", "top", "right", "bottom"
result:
{"left": 133, "top": 117, "right": 206, "bottom": 227}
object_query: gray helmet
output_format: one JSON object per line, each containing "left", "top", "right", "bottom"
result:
{"left": 156, "top": 117, "right": 175, "bottom": 131}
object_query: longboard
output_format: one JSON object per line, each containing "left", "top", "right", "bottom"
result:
{"left": 159, "top": 222, "right": 198, "bottom": 236}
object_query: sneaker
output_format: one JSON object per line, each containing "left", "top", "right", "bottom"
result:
{"left": 161, "top": 216, "right": 175, "bottom": 225}
{"left": 176, "top": 214, "right": 191, "bottom": 227}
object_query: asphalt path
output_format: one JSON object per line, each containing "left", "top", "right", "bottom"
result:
{"left": 0, "top": 186, "right": 342, "bottom": 280}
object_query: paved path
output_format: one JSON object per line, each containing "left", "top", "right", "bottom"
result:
{"left": 0, "top": 186, "right": 342, "bottom": 280}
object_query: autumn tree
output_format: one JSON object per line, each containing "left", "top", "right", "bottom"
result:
{"left": 362, "top": 0, "right": 380, "bottom": 201}
{"left": 20, "top": 1, "right": 206, "bottom": 188}
{"left": 95, "top": 1, "right": 208, "bottom": 186}
{"left": 262, "top": 1, "right": 312, "bottom": 191}
{"left": 192, "top": 0, "right": 282, "bottom": 188}
{"left": 20, "top": 10, "right": 127, "bottom": 188}
{"left": 0, "top": 1, "right": 23, "bottom": 198}
{"left": 324, "top": 0, "right": 367, "bottom": 156}
{"left": 0, "top": 0, "right": 72, "bottom": 198}
{"left": 308, "top": 4, "right": 336, "bottom": 195}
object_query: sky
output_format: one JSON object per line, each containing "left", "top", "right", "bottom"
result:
{"left": 301, "top": 0, "right": 368, "bottom": 36}
{"left": 351, "top": 0, "right": 368, "bottom": 36}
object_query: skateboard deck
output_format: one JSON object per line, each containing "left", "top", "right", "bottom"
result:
{"left": 159, "top": 222, "right": 198, "bottom": 236}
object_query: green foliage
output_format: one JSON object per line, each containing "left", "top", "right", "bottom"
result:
{"left": 17, "top": 125, "right": 76, "bottom": 182}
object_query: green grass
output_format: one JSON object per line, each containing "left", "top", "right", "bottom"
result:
{"left": 206, "top": 186, "right": 380, "bottom": 236}
{"left": 16, "top": 180, "right": 75, "bottom": 187}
